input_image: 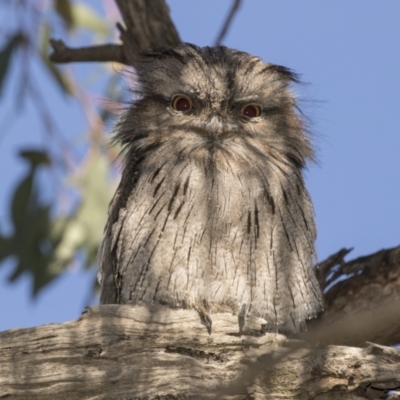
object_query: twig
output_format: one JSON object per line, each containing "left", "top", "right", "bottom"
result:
{"left": 50, "top": 40, "right": 126, "bottom": 64}
{"left": 214, "top": 0, "right": 242, "bottom": 46}
{"left": 316, "top": 247, "right": 353, "bottom": 290}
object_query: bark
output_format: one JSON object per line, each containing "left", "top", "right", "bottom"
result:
{"left": 310, "top": 245, "right": 400, "bottom": 347}
{"left": 50, "top": 0, "right": 180, "bottom": 66}
{"left": 1, "top": 304, "right": 400, "bottom": 400}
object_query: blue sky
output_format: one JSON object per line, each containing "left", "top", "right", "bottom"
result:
{"left": 0, "top": 1, "right": 399, "bottom": 331}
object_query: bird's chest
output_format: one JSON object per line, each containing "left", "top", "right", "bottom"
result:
{"left": 115, "top": 160, "right": 273, "bottom": 306}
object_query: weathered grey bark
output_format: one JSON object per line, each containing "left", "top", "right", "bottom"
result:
{"left": 50, "top": 0, "right": 180, "bottom": 66}
{"left": 1, "top": 305, "right": 400, "bottom": 400}
{"left": 310, "top": 245, "right": 400, "bottom": 346}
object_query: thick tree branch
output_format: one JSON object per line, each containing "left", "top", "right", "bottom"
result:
{"left": 49, "top": 40, "right": 126, "bottom": 64}
{"left": 310, "top": 245, "right": 400, "bottom": 346}
{"left": 114, "top": 0, "right": 180, "bottom": 51}
{"left": 50, "top": 0, "right": 181, "bottom": 67}
{"left": 1, "top": 305, "right": 400, "bottom": 399}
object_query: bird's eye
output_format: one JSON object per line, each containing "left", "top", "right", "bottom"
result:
{"left": 172, "top": 95, "right": 193, "bottom": 112}
{"left": 241, "top": 105, "right": 261, "bottom": 118}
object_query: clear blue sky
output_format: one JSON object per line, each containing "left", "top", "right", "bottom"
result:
{"left": 0, "top": 1, "right": 399, "bottom": 331}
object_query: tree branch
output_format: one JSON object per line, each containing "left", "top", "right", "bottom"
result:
{"left": 310, "top": 245, "right": 400, "bottom": 346}
{"left": 50, "top": 0, "right": 181, "bottom": 67}
{"left": 49, "top": 40, "right": 126, "bottom": 64}
{"left": 1, "top": 305, "right": 399, "bottom": 399}
{"left": 114, "top": 0, "right": 180, "bottom": 51}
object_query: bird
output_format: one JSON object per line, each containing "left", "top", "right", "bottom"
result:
{"left": 98, "top": 43, "right": 323, "bottom": 334}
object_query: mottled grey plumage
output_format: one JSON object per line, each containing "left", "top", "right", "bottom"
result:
{"left": 98, "top": 44, "right": 323, "bottom": 333}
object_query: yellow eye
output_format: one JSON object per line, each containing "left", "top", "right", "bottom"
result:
{"left": 172, "top": 95, "right": 193, "bottom": 112}
{"left": 240, "top": 104, "right": 261, "bottom": 118}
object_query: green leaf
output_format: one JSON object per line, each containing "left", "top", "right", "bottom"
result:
{"left": 42, "top": 55, "right": 73, "bottom": 95}
{"left": 8, "top": 204, "right": 55, "bottom": 296}
{"left": 78, "top": 153, "right": 116, "bottom": 266}
{"left": 38, "top": 23, "right": 73, "bottom": 95}
{"left": 2, "top": 149, "right": 58, "bottom": 296}
{"left": 0, "top": 149, "right": 116, "bottom": 296}
{"left": 0, "top": 35, "right": 20, "bottom": 96}
{"left": 54, "top": 1, "right": 109, "bottom": 36}
{"left": 11, "top": 150, "right": 50, "bottom": 230}
{"left": 0, "top": 235, "right": 12, "bottom": 264}
{"left": 55, "top": 153, "right": 116, "bottom": 269}
{"left": 10, "top": 168, "right": 34, "bottom": 230}
{"left": 19, "top": 149, "right": 51, "bottom": 167}
{"left": 54, "top": 0, "right": 74, "bottom": 30}
{"left": 70, "top": 3, "right": 109, "bottom": 37}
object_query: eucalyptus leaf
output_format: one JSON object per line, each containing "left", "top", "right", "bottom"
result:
{"left": 0, "top": 149, "right": 117, "bottom": 296}
{"left": 0, "top": 35, "right": 20, "bottom": 96}
{"left": 11, "top": 150, "right": 50, "bottom": 230}
{"left": 54, "top": 0, "right": 74, "bottom": 29}
{"left": 19, "top": 149, "right": 51, "bottom": 167}
{"left": 70, "top": 3, "right": 109, "bottom": 37}
{"left": 0, "top": 235, "right": 11, "bottom": 263}
{"left": 10, "top": 168, "right": 34, "bottom": 230}
{"left": 2, "top": 149, "right": 59, "bottom": 296}
{"left": 38, "top": 23, "right": 73, "bottom": 95}
{"left": 57, "top": 153, "right": 116, "bottom": 270}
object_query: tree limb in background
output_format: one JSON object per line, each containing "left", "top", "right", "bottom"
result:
{"left": 309, "top": 245, "right": 400, "bottom": 346}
